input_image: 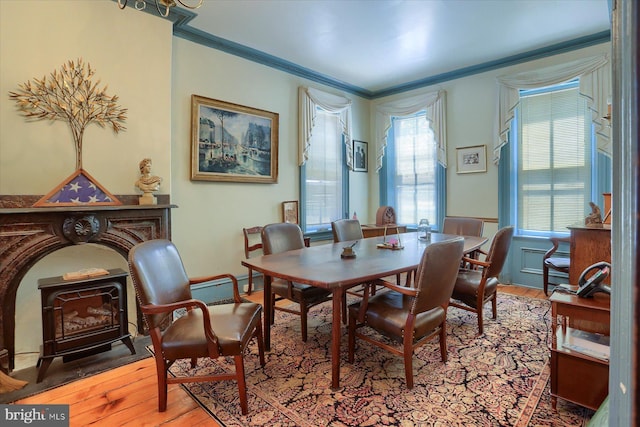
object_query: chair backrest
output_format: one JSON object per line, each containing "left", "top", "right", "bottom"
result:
{"left": 261, "top": 222, "right": 306, "bottom": 255}
{"left": 243, "top": 226, "right": 263, "bottom": 258}
{"left": 442, "top": 217, "right": 484, "bottom": 237}
{"left": 331, "top": 219, "right": 364, "bottom": 243}
{"left": 128, "top": 239, "right": 192, "bottom": 329}
{"left": 375, "top": 206, "right": 397, "bottom": 226}
{"left": 412, "top": 237, "right": 465, "bottom": 314}
{"left": 483, "top": 226, "right": 515, "bottom": 279}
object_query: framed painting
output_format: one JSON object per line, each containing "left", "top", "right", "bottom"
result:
{"left": 353, "top": 140, "right": 368, "bottom": 172}
{"left": 191, "top": 95, "right": 279, "bottom": 183}
{"left": 282, "top": 200, "right": 299, "bottom": 224}
{"left": 456, "top": 145, "right": 487, "bottom": 174}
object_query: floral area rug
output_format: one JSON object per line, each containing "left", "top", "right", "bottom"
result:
{"left": 166, "top": 294, "right": 593, "bottom": 426}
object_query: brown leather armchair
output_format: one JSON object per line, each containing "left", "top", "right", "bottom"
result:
{"left": 347, "top": 237, "right": 465, "bottom": 388}
{"left": 128, "top": 239, "right": 265, "bottom": 415}
{"left": 261, "top": 222, "right": 335, "bottom": 341}
{"left": 450, "top": 226, "right": 514, "bottom": 335}
{"left": 542, "top": 236, "right": 571, "bottom": 296}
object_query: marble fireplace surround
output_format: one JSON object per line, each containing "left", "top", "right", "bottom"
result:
{"left": 0, "top": 195, "right": 174, "bottom": 372}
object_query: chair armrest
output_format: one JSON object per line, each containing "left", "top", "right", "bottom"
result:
{"left": 462, "top": 256, "right": 491, "bottom": 269}
{"left": 376, "top": 279, "right": 418, "bottom": 296}
{"left": 189, "top": 273, "right": 242, "bottom": 302}
{"left": 543, "top": 236, "right": 571, "bottom": 260}
{"left": 141, "top": 298, "right": 221, "bottom": 357}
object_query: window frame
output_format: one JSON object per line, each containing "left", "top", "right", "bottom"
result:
{"left": 299, "top": 108, "right": 349, "bottom": 241}
{"left": 379, "top": 112, "right": 446, "bottom": 231}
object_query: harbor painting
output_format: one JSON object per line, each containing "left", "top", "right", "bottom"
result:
{"left": 191, "top": 95, "right": 279, "bottom": 183}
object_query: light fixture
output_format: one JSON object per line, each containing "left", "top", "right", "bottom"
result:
{"left": 117, "top": 0, "right": 203, "bottom": 17}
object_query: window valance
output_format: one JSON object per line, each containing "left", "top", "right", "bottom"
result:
{"left": 298, "top": 86, "right": 353, "bottom": 167}
{"left": 375, "top": 90, "right": 446, "bottom": 171}
{"left": 495, "top": 54, "right": 610, "bottom": 164}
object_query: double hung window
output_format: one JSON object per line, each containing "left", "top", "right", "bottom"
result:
{"left": 509, "top": 80, "right": 609, "bottom": 236}
{"left": 380, "top": 113, "right": 442, "bottom": 227}
{"left": 301, "top": 108, "right": 347, "bottom": 235}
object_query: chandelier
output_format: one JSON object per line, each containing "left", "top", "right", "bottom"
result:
{"left": 117, "top": 0, "right": 203, "bottom": 17}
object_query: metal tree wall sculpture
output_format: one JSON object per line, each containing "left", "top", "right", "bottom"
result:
{"left": 9, "top": 58, "right": 127, "bottom": 170}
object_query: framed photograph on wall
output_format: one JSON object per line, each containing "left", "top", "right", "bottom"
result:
{"left": 353, "top": 140, "right": 368, "bottom": 172}
{"left": 191, "top": 95, "right": 279, "bottom": 183}
{"left": 456, "top": 145, "right": 487, "bottom": 174}
{"left": 282, "top": 200, "right": 299, "bottom": 224}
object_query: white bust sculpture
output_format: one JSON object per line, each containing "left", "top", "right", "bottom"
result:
{"left": 135, "top": 158, "right": 162, "bottom": 205}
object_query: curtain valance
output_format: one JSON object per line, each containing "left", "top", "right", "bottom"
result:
{"left": 375, "top": 90, "right": 446, "bottom": 171}
{"left": 494, "top": 54, "right": 610, "bottom": 164}
{"left": 298, "top": 86, "right": 353, "bottom": 167}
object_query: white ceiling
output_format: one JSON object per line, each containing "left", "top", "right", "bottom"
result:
{"left": 184, "top": 0, "right": 610, "bottom": 94}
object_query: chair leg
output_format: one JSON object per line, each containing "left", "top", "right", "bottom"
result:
{"left": 155, "top": 354, "right": 168, "bottom": 412}
{"left": 300, "top": 303, "right": 308, "bottom": 342}
{"left": 403, "top": 334, "right": 414, "bottom": 389}
{"left": 234, "top": 355, "right": 248, "bottom": 415}
{"left": 491, "top": 293, "right": 497, "bottom": 319}
{"left": 439, "top": 323, "right": 448, "bottom": 363}
{"left": 347, "top": 314, "right": 356, "bottom": 363}
{"left": 254, "top": 318, "right": 266, "bottom": 367}
{"left": 543, "top": 265, "right": 549, "bottom": 296}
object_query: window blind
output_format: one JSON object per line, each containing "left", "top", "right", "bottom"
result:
{"left": 518, "top": 86, "right": 591, "bottom": 233}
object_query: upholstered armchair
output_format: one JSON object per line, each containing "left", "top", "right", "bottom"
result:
{"left": 347, "top": 237, "right": 464, "bottom": 388}
{"left": 450, "top": 226, "right": 514, "bottom": 335}
{"left": 128, "top": 239, "right": 265, "bottom": 415}
{"left": 261, "top": 222, "right": 337, "bottom": 341}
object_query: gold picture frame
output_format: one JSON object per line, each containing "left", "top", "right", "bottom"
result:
{"left": 282, "top": 200, "right": 299, "bottom": 224}
{"left": 191, "top": 95, "right": 279, "bottom": 183}
{"left": 456, "top": 145, "right": 487, "bottom": 174}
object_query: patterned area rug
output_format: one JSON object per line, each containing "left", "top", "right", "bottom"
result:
{"left": 167, "top": 294, "right": 593, "bottom": 426}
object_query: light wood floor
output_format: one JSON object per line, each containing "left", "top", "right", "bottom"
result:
{"left": 14, "top": 285, "right": 545, "bottom": 426}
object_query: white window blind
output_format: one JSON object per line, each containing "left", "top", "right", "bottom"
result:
{"left": 390, "top": 114, "right": 437, "bottom": 226}
{"left": 517, "top": 85, "right": 591, "bottom": 234}
{"left": 303, "top": 108, "right": 343, "bottom": 233}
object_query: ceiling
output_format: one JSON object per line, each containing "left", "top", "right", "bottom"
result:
{"left": 176, "top": 0, "right": 611, "bottom": 97}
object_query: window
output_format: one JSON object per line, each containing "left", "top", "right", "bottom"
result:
{"left": 381, "top": 113, "right": 442, "bottom": 227}
{"left": 511, "top": 81, "right": 598, "bottom": 236}
{"left": 301, "top": 108, "right": 347, "bottom": 235}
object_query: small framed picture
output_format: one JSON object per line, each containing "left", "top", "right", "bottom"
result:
{"left": 353, "top": 140, "right": 368, "bottom": 172}
{"left": 456, "top": 145, "right": 487, "bottom": 174}
{"left": 282, "top": 200, "right": 299, "bottom": 224}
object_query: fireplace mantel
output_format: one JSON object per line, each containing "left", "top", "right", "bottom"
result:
{"left": 0, "top": 195, "right": 175, "bottom": 371}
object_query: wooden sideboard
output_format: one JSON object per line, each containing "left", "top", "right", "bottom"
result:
{"left": 360, "top": 224, "right": 407, "bottom": 238}
{"left": 568, "top": 224, "right": 611, "bottom": 284}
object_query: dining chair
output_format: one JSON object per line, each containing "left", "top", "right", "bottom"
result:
{"left": 443, "top": 216, "right": 484, "bottom": 266}
{"left": 347, "top": 237, "right": 465, "bottom": 388}
{"left": 542, "top": 236, "right": 571, "bottom": 296}
{"left": 261, "top": 222, "right": 337, "bottom": 341}
{"left": 331, "top": 219, "right": 382, "bottom": 297}
{"left": 450, "top": 226, "right": 514, "bottom": 335}
{"left": 128, "top": 239, "right": 265, "bottom": 415}
{"left": 243, "top": 226, "right": 263, "bottom": 295}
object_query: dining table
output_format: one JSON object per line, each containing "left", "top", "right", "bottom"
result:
{"left": 241, "top": 231, "right": 488, "bottom": 389}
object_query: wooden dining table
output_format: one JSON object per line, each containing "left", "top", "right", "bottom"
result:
{"left": 241, "top": 231, "right": 487, "bottom": 389}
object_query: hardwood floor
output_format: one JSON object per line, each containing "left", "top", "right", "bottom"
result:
{"left": 13, "top": 284, "right": 545, "bottom": 426}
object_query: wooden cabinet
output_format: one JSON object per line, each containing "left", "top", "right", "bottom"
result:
{"left": 360, "top": 224, "right": 407, "bottom": 238}
{"left": 568, "top": 225, "right": 611, "bottom": 284}
{"left": 549, "top": 292, "right": 610, "bottom": 410}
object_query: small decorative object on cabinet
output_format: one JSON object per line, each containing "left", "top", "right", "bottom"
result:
{"left": 549, "top": 291, "right": 610, "bottom": 410}
{"left": 135, "top": 158, "right": 162, "bottom": 205}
